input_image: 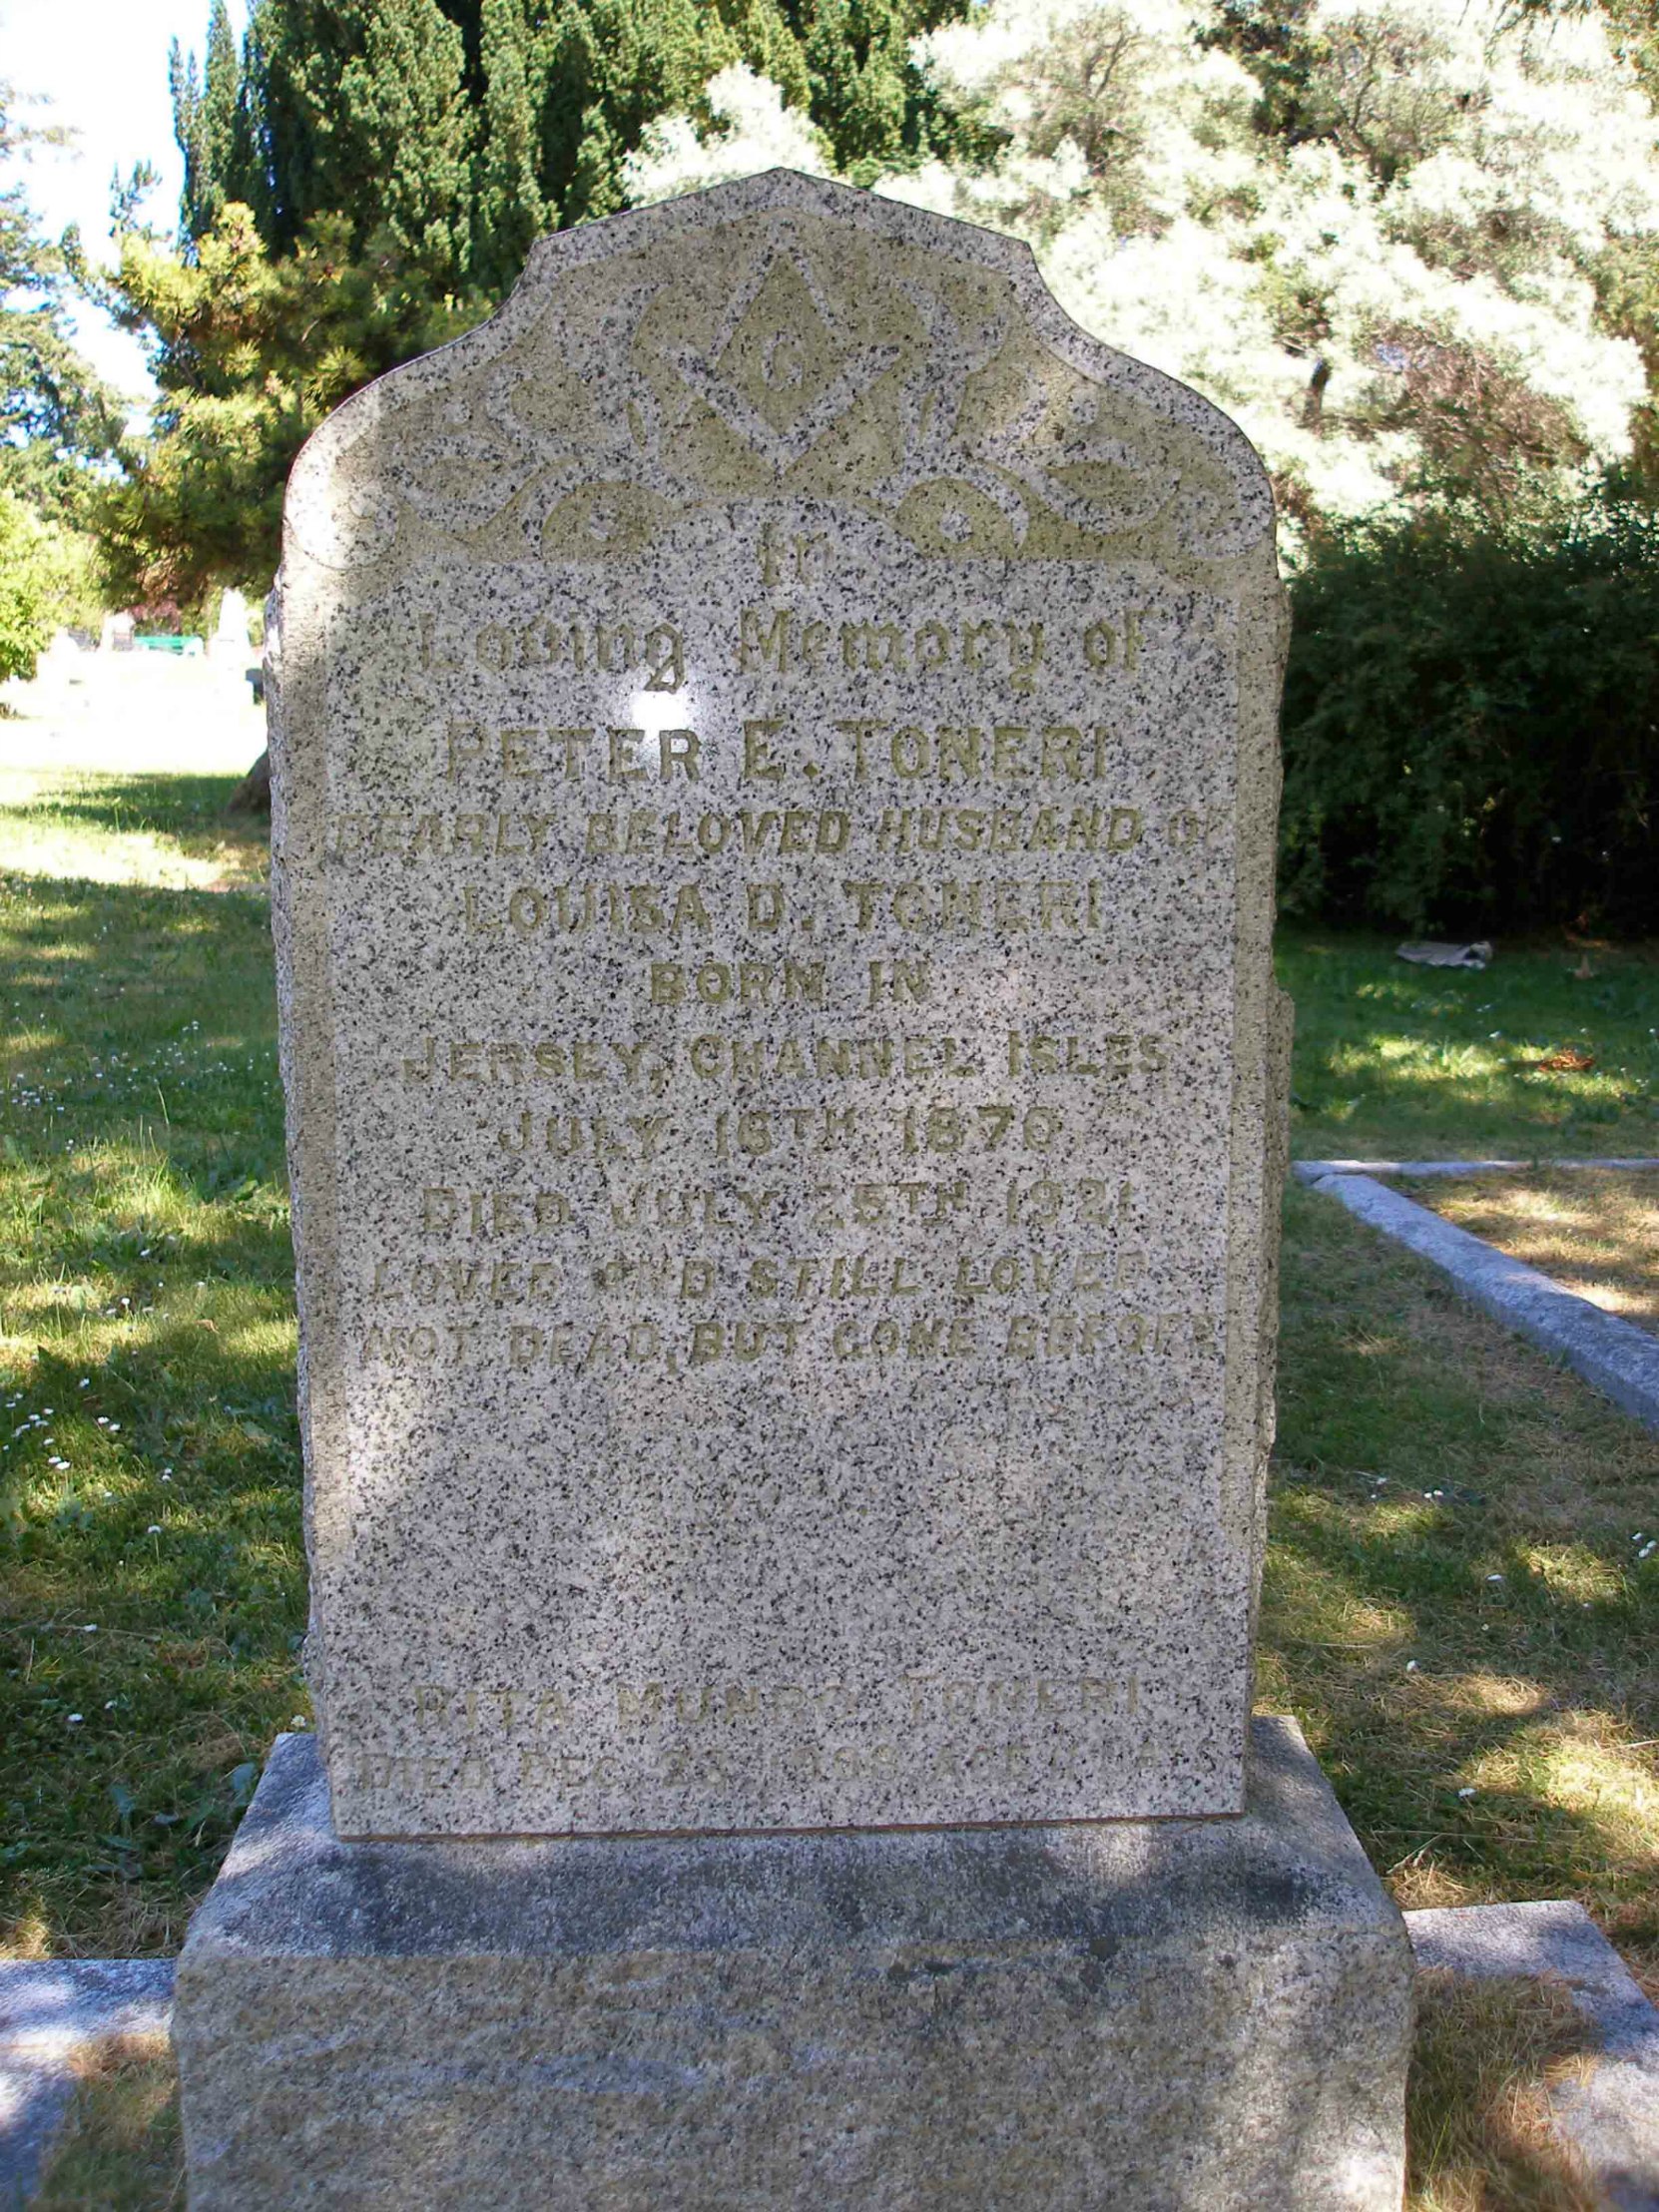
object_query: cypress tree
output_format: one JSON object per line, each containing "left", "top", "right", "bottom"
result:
{"left": 471, "top": 0, "right": 546, "bottom": 292}
{"left": 171, "top": 0, "right": 242, "bottom": 241}
{"left": 176, "top": 0, "right": 959, "bottom": 265}
{"left": 243, "top": 0, "right": 474, "bottom": 282}
{"left": 532, "top": 0, "right": 747, "bottom": 225}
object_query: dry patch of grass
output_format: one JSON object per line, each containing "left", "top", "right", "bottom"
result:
{"left": 1408, "top": 1170, "right": 1659, "bottom": 1333}
{"left": 31, "top": 2032, "right": 184, "bottom": 2212}
{"left": 1406, "top": 1971, "right": 1598, "bottom": 2211}
{"left": 1266, "top": 1187, "right": 1659, "bottom": 1994}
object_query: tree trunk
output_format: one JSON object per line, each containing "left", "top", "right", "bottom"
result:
{"left": 228, "top": 749, "right": 271, "bottom": 816}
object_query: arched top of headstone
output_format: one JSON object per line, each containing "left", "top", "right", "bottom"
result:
{"left": 286, "top": 169, "right": 1276, "bottom": 581}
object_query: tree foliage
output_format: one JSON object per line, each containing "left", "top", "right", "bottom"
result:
{"left": 0, "top": 82, "right": 120, "bottom": 662}
{"left": 106, "top": 0, "right": 1659, "bottom": 637}
{"left": 171, "top": 0, "right": 243, "bottom": 244}
{"left": 0, "top": 490, "right": 102, "bottom": 675}
{"left": 172, "top": 0, "right": 965, "bottom": 265}
{"left": 1280, "top": 502, "right": 1659, "bottom": 933}
{"left": 98, "top": 206, "right": 473, "bottom": 605}
{"left": 0, "top": 84, "right": 122, "bottom": 524}
{"left": 639, "top": 0, "right": 1659, "bottom": 542}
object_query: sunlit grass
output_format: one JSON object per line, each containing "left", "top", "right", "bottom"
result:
{"left": 0, "top": 771, "right": 268, "bottom": 892}
{"left": 1279, "top": 932, "right": 1659, "bottom": 1158}
{"left": 0, "top": 804, "right": 298, "bottom": 1958}
{"left": 1407, "top": 1972, "right": 1598, "bottom": 2211}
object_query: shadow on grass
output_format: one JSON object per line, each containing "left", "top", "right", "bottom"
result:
{"left": 32, "top": 2036, "right": 184, "bottom": 2212}
{"left": 1, "top": 868, "right": 299, "bottom": 1958}
{"left": 1265, "top": 1185, "right": 1659, "bottom": 1987}
{"left": 0, "top": 773, "right": 263, "bottom": 854}
{"left": 1, "top": 872, "right": 277, "bottom": 1135}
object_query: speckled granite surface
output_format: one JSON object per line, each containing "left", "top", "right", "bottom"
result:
{"left": 272, "top": 171, "right": 1291, "bottom": 1839}
{"left": 174, "top": 1721, "right": 1408, "bottom": 2210}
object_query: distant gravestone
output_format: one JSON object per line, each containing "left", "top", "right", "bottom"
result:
{"left": 210, "top": 587, "right": 251, "bottom": 659}
{"left": 175, "top": 174, "right": 1411, "bottom": 2211}
{"left": 37, "top": 629, "right": 84, "bottom": 673}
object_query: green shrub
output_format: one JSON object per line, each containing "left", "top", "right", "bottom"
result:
{"left": 0, "top": 491, "right": 101, "bottom": 683}
{"left": 1280, "top": 505, "right": 1659, "bottom": 934}
{"left": 0, "top": 491, "right": 57, "bottom": 682}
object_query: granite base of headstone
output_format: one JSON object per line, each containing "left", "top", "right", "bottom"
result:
{"left": 176, "top": 1721, "right": 1409, "bottom": 2210}
{"left": 174, "top": 169, "right": 1411, "bottom": 2206}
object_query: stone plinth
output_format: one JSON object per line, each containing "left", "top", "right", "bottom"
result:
{"left": 174, "top": 1718, "right": 1411, "bottom": 2210}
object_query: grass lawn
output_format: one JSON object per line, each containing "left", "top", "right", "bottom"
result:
{"left": 1266, "top": 1184, "right": 1659, "bottom": 1980}
{"left": 0, "top": 769, "right": 295, "bottom": 1960}
{"left": 1, "top": 754, "right": 1656, "bottom": 2202}
{"left": 1281, "top": 932, "right": 1659, "bottom": 1161}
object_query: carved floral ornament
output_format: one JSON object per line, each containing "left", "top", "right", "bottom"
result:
{"left": 289, "top": 201, "right": 1269, "bottom": 575}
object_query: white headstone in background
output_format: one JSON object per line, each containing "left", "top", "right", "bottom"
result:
{"left": 211, "top": 589, "right": 252, "bottom": 660}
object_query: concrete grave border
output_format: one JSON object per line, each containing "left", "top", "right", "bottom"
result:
{"left": 0, "top": 1957, "right": 174, "bottom": 2210}
{"left": 1296, "top": 1162, "right": 1659, "bottom": 1432}
{"left": 1296, "top": 1158, "right": 1659, "bottom": 1183}
{"left": 1407, "top": 1901, "right": 1659, "bottom": 2211}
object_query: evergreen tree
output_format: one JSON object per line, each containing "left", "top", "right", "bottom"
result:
{"left": 470, "top": 0, "right": 547, "bottom": 291}
{"left": 100, "top": 205, "right": 474, "bottom": 604}
{"left": 172, "top": 0, "right": 961, "bottom": 266}
{"left": 170, "top": 0, "right": 242, "bottom": 242}
{"left": 797, "top": 0, "right": 932, "bottom": 178}
{"left": 529, "top": 0, "right": 751, "bottom": 226}
{"left": 242, "top": 0, "right": 475, "bottom": 282}
{"left": 106, "top": 0, "right": 971, "bottom": 601}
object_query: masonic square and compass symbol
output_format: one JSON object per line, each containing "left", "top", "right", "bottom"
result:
{"left": 662, "top": 230, "right": 902, "bottom": 478}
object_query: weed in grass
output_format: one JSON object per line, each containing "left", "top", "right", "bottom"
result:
{"left": 1279, "top": 932, "right": 1659, "bottom": 1160}
{"left": 1406, "top": 1971, "right": 1597, "bottom": 2211}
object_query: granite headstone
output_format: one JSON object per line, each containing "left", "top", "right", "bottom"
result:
{"left": 176, "top": 172, "right": 1410, "bottom": 2212}
{"left": 273, "top": 167, "right": 1288, "bottom": 1842}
